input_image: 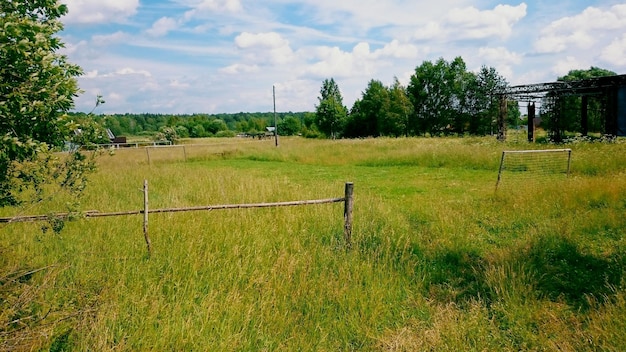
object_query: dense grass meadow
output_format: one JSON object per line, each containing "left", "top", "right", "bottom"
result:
{"left": 2, "top": 135, "right": 626, "bottom": 350}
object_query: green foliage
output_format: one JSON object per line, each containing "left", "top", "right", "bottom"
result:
{"left": 315, "top": 78, "right": 348, "bottom": 138}
{"left": 407, "top": 58, "right": 508, "bottom": 136}
{"left": 345, "top": 80, "right": 388, "bottom": 138}
{"left": 277, "top": 116, "right": 302, "bottom": 136}
{"left": 346, "top": 78, "right": 413, "bottom": 138}
{"left": 0, "top": 0, "right": 93, "bottom": 207}
{"left": 155, "top": 126, "right": 179, "bottom": 144}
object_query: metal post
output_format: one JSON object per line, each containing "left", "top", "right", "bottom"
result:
{"left": 528, "top": 102, "right": 535, "bottom": 142}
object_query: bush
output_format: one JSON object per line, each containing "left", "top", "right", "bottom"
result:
{"left": 215, "top": 130, "right": 236, "bottom": 138}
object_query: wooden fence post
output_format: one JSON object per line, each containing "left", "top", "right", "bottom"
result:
{"left": 143, "top": 179, "right": 152, "bottom": 256}
{"left": 146, "top": 148, "right": 151, "bottom": 166}
{"left": 343, "top": 182, "right": 354, "bottom": 249}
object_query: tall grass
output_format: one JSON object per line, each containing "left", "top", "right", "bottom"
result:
{"left": 1, "top": 136, "right": 626, "bottom": 350}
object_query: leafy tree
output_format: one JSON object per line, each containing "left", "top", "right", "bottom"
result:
{"left": 0, "top": 0, "right": 89, "bottom": 207}
{"left": 175, "top": 125, "right": 190, "bottom": 138}
{"left": 467, "top": 66, "right": 508, "bottom": 135}
{"left": 190, "top": 124, "right": 206, "bottom": 138}
{"left": 507, "top": 100, "right": 521, "bottom": 128}
{"left": 278, "top": 116, "right": 302, "bottom": 136}
{"left": 206, "top": 119, "right": 228, "bottom": 135}
{"left": 345, "top": 80, "right": 388, "bottom": 138}
{"left": 408, "top": 58, "right": 461, "bottom": 135}
{"left": 155, "top": 126, "right": 179, "bottom": 144}
{"left": 386, "top": 77, "right": 413, "bottom": 137}
{"left": 315, "top": 78, "right": 347, "bottom": 138}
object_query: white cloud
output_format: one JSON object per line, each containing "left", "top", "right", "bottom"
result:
{"left": 372, "top": 40, "right": 422, "bottom": 59}
{"left": 305, "top": 43, "right": 379, "bottom": 78}
{"left": 477, "top": 46, "right": 523, "bottom": 80}
{"left": 83, "top": 70, "right": 99, "bottom": 78}
{"left": 413, "top": 22, "right": 443, "bottom": 41}
{"left": 169, "top": 80, "right": 191, "bottom": 89}
{"left": 115, "top": 68, "right": 152, "bottom": 77}
{"left": 61, "top": 0, "right": 139, "bottom": 24}
{"left": 91, "top": 31, "right": 128, "bottom": 46}
{"left": 534, "top": 4, "right": 626, "bottom": 53}
{"left": 219, "top": 63, "right": 260, "bottom": 74}
{"left": 445, "top": 3, "right": 527, "bottom": 40}
{"left": 146, "top": 17, "right": 179, "bottom": 37}
{"left": 235, "top": 32, "right": 287, "bottom": 49}
{"left": 195, "top": 0, "right": 242, "bottom": 12}
{"left": 552, "top": 56, "right": 589, "bottom": 77}
{"left": 601, "top": 34, "right": 626, "bottom": 66}
{"left": 412, "top": 3, "right": 527, "bottom": 42}
{"left": 478, "top": 47, "right": 522, "bottom": 65}
{"left": 234, "top": 32, "right": 295, "bottom": 65}
{"left": 182, "top": 0, "right": 242, "bottom": 20}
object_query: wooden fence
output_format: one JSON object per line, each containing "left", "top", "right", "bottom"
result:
{"left": 1, "top": 181, "right": 355, "bottom": 256}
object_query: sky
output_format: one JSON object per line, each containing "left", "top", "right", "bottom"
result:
{"left": 58, "top": 0, "right": 626, "bottom": 114}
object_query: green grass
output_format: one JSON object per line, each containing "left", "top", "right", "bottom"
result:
{"left": 2, "top": 136, "right": 626, "bottom": 350}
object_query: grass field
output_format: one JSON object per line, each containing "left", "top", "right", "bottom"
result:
{"left": 2, "top": 136, "right": 626, "bottom": 350}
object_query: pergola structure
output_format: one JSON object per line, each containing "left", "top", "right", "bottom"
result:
{"left": 496, "top": 74, "right": 626, "bottom": 142}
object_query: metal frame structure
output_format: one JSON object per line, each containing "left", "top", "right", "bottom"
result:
{"left": 495, "top": 74, "right": 626, "bottom": 142}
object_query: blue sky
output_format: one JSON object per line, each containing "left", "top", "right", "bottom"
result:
{"left": 59, "top": 0, "right": 626, "bottom": 114}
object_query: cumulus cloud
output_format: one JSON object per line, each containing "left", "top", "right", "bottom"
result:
{"left": 601, "top": 34, "right": 626, "bottom": 66}
{"left": 412, "top": 3, "right": 527, "bottom": 42}
{"left": 477, "top": 46, "right": 523, "bottom": 80}
{"left": 195, "top": 0, "right": 242, "bottom": 12}
{"left": 478, "top": 47, "right": 522, "bottom": 65}
{"left": 234, "top": 32, "right": 295, "bottom": 65}
{"left": 534, "top": 4, "right": 626, "bottom": 53}
{"left": 372, "top": 40, "right": 422, "bottom": 59}
{"left": 445, "top": 3, "right": 527, "bottom": 40}
{"left": 235, "top": 32, "right": 288, "bottom": 49}
{"left": 91, "top": 31, "right": 128, "bottom": 45}
{"left": 305, "top": 43, "right": 378, "bottom": 78}
{"left": 219, "top": 63, "right": 260, "bottom": 74}
{"left": 552, "top": 56, "right": 589, "bottom": 77}
{"left": 182, "top": 0, "right": 242, "bottom": 20}
{"left": 61, "top": 0, "right": 139, "bottom": 24}
{"left": 114, "top": 68, "right": 152, "bottom": 77}
{"left": 146, "top": 17, "right": 179, "bottom": 37}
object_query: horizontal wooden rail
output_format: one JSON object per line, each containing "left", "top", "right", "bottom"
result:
{"left": 0, "top": 198, "right": 345, "bottom": 223}
{"left": 1, "top": 181, "right": 355, "bottom": 254}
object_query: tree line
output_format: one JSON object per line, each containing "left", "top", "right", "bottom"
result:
{"left": 315, "top": 57, "right": 521, "bottom": 139}
{"left": 67, "top": 111, "right": 318, "bottom": 141}
{"left": 71, "top": 60, "right": 617, "bottom": 143}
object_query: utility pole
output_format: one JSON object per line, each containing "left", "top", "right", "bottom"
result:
{"left": 273, "top": 85, "right": 279, "bottom": 147}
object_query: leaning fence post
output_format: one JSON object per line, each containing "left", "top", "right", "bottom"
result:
{"left": 343, "top": 182, "right": 354, "bottom": 249}
{"left": 143, "top": 179, "right": 152, "bottom": 257}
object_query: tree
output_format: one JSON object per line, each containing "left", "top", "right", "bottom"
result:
{"left": 315, "top": 78, "right": 347, "bottom": 138}
{"left": 408, "top": 58, "right": 465, "bottom": 136}
{"left": 1, "top": 0, "right": 87, "bottom": 207}
{"left": 345, "top": 79, "right": 388, "bottom": 138}
{"left": 507, "top": 100, "right": 521, "bottom": 128}
{"left": 386, "top": 77, "right": 413, "bottom": 137}
{"left": 467, "top": 66, "right": 508, "bottom": 135}
{"left": 278, "top": 116, "right": 302, "bottom": 136}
